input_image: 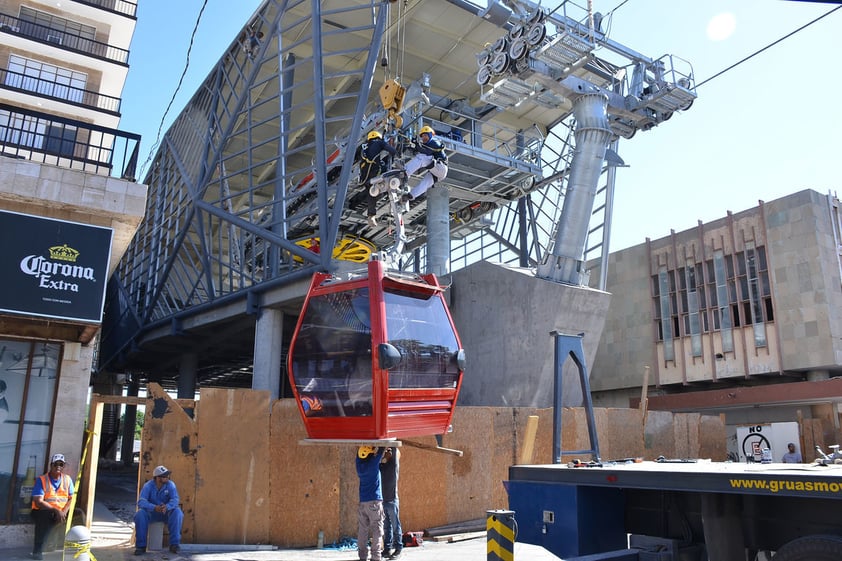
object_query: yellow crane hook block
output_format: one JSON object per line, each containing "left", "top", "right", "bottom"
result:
{"left": 379, "top": 79, "right": 406, "bottom": 127}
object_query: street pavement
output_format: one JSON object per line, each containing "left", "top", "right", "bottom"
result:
{"left": 0, "top": 504, "right": 562, "bottom": 561}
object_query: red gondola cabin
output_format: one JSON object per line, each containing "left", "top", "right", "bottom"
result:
{"left": 287, "top": 259, "right": 465, "bottom": 440}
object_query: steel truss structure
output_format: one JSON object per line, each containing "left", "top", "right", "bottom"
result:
{"left": 100, "top": 0, "right": 695, "bottom": 386}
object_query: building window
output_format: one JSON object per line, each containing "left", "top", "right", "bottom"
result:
{"left": 0, "top": 110, "right": 45, "bottom": 149}
{"left": 712, "top": 250, "right": 735, "bottom": 353}
{"left": 5, "top": 55, "right": 87, "bottom": 104}
{"left": 0, "top": 340, "right": 61, "bottom": 524}
{"left": 654, "top": 267, "right": 676, "bottom": 361}
{"left": 18, "top": 7, "right": 97, "bottom": 43}
{"left": 744, "top": 242, "right": 768, "bottom": 347}
{"left": 651, "top": 246, "right": 775, "bottom": 357}
{"left": 683, "top": 260, "right": 702, "bottom": 357}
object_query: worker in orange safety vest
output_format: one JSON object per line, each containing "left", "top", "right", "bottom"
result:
{"left": 30, "top": 453, "right": 75, "bottom": 560}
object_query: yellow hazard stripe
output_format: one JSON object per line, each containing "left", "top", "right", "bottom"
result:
{"left": 486, "top": 517, "right": 516, "bottom": 542}
{"left": 487, "top": 537, "right": 514, "bottom": 561}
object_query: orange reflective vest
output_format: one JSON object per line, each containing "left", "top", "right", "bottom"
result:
{"left": 32, "top": 474, "right": 72, "bottom": 510}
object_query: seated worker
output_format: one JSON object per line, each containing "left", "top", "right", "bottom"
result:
{"left": 355, "top": 130, "right": 397, "bottom": 227}
{"left": 30, "top": 453, "right": 74, "bottom": 560}
{"left": 133, "top": 465, "right": 184, "bottom": 555}
{"left": 401, "top": 125, "right": 448, "bottom": 203}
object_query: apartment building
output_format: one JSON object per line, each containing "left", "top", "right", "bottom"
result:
{"left": 589, "top": 189, "right": 842, "bottom": 438}
{"left": 0, "top": 0, "right": 146, "bottom": 540}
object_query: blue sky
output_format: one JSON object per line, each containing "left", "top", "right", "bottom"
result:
{"left": 118, "top": 1, "right": 841, "bottom": 252}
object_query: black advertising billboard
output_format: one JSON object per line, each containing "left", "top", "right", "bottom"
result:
{"left": 0, "top": 210, "right": 113, "bottom": 323}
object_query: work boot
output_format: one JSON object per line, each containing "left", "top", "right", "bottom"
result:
{"left": 391, "top": 549, "right": 402, "bottom": 559}
{"left": 169, "top": 544, "right": 181, "bottom": 554}
{"left": 133, "top": 547, "right": 146, "bottom": 555}
{"left": 30, "top": 553, "right": 43, "bottom": 560}
{"left": 383, "top": 548, "right": 392, "bottom": 559}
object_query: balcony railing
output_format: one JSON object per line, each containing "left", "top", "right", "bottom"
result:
{"left": 71, "top": 0, "right": 138, "bottom": 19}
{"left": 0, "top": 103, "right": 140, "bottom": 180}
{"left": 0, "top": 67, "right": 121, "bottom": 115}
{"left": 0, "top": 15, "right": 129, "bottom": 65}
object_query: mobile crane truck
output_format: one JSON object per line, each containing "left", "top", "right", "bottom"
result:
{"left": 506, "top": 335, "right": 842, "bottom": 561}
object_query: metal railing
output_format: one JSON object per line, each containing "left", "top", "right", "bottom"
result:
{"left": 0, "top": 67, "right": 121, "bottom": 114}
{"left": 71, "top": 0, "right": 138, "bottom": 19}
{"left": 0, "top": 103, "right": 140, "bottom": 180}
{"left": 0, "top": 15, "right": 129, "bottom": 65}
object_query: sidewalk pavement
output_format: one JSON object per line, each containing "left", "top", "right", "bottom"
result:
{"left": 1, "top": 502, "right": 562, "bottom": 561}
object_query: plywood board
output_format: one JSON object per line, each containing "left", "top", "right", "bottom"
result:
{"left": 271, "top": 399, "right": 342, "bottom": 546}
{"left": 193, "top": 388, "right": 271, "bottom": 544}
{"left": 141, "top": 390, "right": 727, "bottom": 547}
{"left": 600, "top": 408, "right": 644, "bottom": 461}
{"left": 140, "top": 383, "right": 197, "bottom": 543}
{"left": 699, "top": 414, "right": 727, "bottom": 460}
{"left": 644, "top": 410, "right": 676, "bottom": 459}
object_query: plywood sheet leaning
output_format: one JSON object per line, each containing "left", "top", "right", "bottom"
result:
{"left": 699, "top": 414, "right": 727, "bottom": 460}
{"left": 271, "top": 399, "right": 341, "bottom": 547}
{"left": 444, "top": 407, "right": 505, "bottom": 525}
{"left": 643, "top": 410, "right": 676, "bottom": 459}
{"left": 194, "top": 387, "right": 272, "bottom": 544}
{"left": 140, "top": 383, "right": 197, "bottom": 543}
{"left": 595, "top": 408, "right": 645, "bottom": 460}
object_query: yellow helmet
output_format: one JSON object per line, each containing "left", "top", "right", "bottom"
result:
{"left": 419, "top": 125, "right": 435, "bottom": 137}
{"left": 367, "top": 130, "right": 382, "bottom": 141}
{"left": 358, "top": 445, "right": 377, "bottom": 459}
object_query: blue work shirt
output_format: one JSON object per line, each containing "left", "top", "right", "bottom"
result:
{"left": 356, "top": 448, "right": 385, "bottom": 502}
{"left": 137, "top": 478, "right": 180, "bottom": 512}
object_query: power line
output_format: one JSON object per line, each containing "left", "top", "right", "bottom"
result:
{"left": 695, "top": 5, "right": 841, "bottom": 89}
{"left": 138, "top": 0, "right": 209, "bottom": 179}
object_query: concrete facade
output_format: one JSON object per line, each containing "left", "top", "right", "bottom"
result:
{"left": 0, "top": 0, "right": 143, "bottom": 543}
{"left": 588, "top": 189, "right": 842, "bottom": 428}
{"left": 450, "top": 260, "right": 611, "bottom": 408}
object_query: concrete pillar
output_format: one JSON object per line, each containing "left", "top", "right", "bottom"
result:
{"left": 253, "top": 307, "right": 283, "bottom": 399}
{"left": 807, "top": 369, "right": 830, "bottom": 382}
{"left": 121, "top": 379, "right": 138, "bottom": 466}
{"left": 177, "top": 353, "right": 197, "bottom": 400}
{"left": 426, "top": 184, "right": 451, "bottom": 277}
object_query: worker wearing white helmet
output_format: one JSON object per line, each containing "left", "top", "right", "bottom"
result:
{"left": 402, "top": 125, "right": 449, "bottom": 203}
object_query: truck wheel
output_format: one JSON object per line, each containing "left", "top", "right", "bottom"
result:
{"left": 773, "top": 535, "right": 842, "bottom": 561}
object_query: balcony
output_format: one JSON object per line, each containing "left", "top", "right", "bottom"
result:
{"left": 71, "top": 0, "right": 138, "bottom": 19}
{"left": 0, "top": 15, "right": 129, "bottom": 65}
{"left": 0, "top": 102, "right": 140, "bottom": 180}
{"left": 0, "top": 67, "right": 121, "bottom": 115}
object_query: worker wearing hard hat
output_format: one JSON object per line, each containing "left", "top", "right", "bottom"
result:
{"left": 355, "top": 130, "right": 397, "bottom": 227}
{"left": 401, "top": 125, "right": 449, "bottom": 203}
{"left": 30, "top": 453, "right": 75, "bottom": 560}
{"left": 356, "top": 446, "right": 386, "bottom": 561}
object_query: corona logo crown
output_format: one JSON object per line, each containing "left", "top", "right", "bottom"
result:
{"left": 48, "top": 244, "right": 80, "bottom": 262}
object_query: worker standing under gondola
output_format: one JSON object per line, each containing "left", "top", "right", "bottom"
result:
{"left": 355, "top": 131, "right": 397, "bottom": 227}
{"left": 401, "top": 125, "right": 448, "bottom": 204}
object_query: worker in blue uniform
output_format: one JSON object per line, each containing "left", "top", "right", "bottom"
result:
{"left": 133, "top": 465, "right": 183, "bottom": 556}
{"left": 356, "top": 446, "right": 386, "bottom": 561}
{"left": 401, "top": 125, "right": 448, "bottom": 203}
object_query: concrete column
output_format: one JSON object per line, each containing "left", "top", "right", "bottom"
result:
{"left": 121, "top": 379, "right": 138, "bottom": 466}
{"left": 426, "top": 184, "right": 451, "bottom": 277}
{"left": 807, "top": 369, "right": 830, "bottom": 382}
{"left": 253, "top": 307, "right": 283, "bottom": 399}
{"left": 177, "top": 353, "right": 197, "bottom": 399}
